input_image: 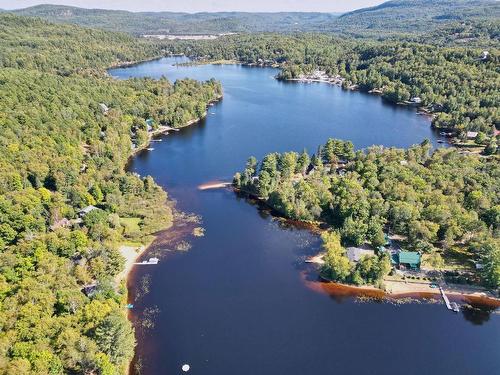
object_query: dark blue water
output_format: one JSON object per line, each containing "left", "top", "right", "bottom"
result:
{"left": 109, "top": 58, "right": 499, "bottom": 375}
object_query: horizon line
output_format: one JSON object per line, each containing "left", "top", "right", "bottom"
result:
{"left": 3, "top": 2, "right": 376, "bottom": 14}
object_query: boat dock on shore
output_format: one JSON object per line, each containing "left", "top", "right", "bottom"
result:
{"left": 198, "top": 181, "right": 232, "bottom": 190}
{"left": 134, "top": 257, "right": 159, "bottom": 265}
{"left": 440, "top": 286, "right": 460, "bottom": 313}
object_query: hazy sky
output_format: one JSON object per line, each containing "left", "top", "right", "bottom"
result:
{"left": 1, "top": 0, "right": 386, "bottom": 13}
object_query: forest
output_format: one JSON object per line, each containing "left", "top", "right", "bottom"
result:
{"left": 8, "top": 0, "right": 499, "bottom": 37}
{"left": 331, "top": 0, "right": 500, "bottom": 37}
{"left": 233, "top": 139, "right": 499, "bottom": 288}
{"left": 7, "top": 5, "right": 338, "bottom": 35}
{"left": 165, "top": 33, "right": 499, "bottom": 147}
{"left": 0, "top": 14, "right": 221, "bottom": 374}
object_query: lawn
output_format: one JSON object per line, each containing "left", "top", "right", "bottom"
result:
{"left": 119, "top": 217, "right": 142, "bottom": 236}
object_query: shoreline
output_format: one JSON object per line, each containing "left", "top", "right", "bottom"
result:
{"left": 108, "top": 54, "right": 184, "bottom": 70}
{"left": 239, "top": 186, "right": 499, "bottom": 304}
{"left": 127, "top": 94, "right": 223, "bottom": 161}
{"left": 117, "top": 244, "right": 147, "bottom": 284}
{"left": 112, "top": 54, "right": 221, "bottom": 372}
{"left": 303, "top": 255, "right": 499, "bottom": 305}
{"left": 114, "top": 55, "right": 492, "bottom": 150}
{"left": 303, "top": 273, "right": 500, "bottom": 307}
{"left": 306, "top": 262, "right": 500, "bottom": 305}
{"left": 121, "top": 95, "right": 222, "bottom": 279}
{"left": 125, "top": 215, "right": 200, "bottom": 375}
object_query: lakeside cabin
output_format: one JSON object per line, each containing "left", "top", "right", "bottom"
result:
{"left": 466, "top": 131, "right": 478, "bottom": 139}
{"left": 78, "top": 205, "right": 98, "bottom": 218}
{"left": 346, "top": 247, "right": 375, "bottom": 263}
{"left": 98, "top": 103, "right": 109, "bottom": 115}
{"left": 146, "top": 118, "right": 154, "bottom": 132}
{"left": 398, "top": 251, "right": 421, "bottom": 270}
{"left": 50, "top": 218, "right": 71, "bottom": 231}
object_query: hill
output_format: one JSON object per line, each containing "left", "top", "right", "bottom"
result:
{"left": 10, "top": 4, "right": 339, "bottom": 34}
{"left": 7, "top": 1, "right": 500, "bottom": 37}
{"left": 333, "top": 0, "right": 500, "bottom": 36}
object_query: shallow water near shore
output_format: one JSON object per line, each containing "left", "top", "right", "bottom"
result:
{"left": 110, "top": 57, "right": 499, "bottom": 375}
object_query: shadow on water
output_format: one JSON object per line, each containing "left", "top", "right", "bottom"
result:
{"left": 461, "top": 305, "right": 498, "bottom": 325}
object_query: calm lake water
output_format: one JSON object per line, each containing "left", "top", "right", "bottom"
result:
{"left": 109, "top": 58, "right": 499, "bottom": 375}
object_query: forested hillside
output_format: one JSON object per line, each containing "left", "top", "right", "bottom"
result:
{"left": 332, "top": 0, "right": 500, "bottom": 37}
{"left": 9, "top": 5, "right": 338, "bottom": 34}
{"left": 0, "top": 14, "right": 163, "bottom": 73}
{"left": 0, "top": 14, "right": 221, "bottom": 374}
{"left": 165, "top": 34, "right": 499, "bottom": 145}
{"left": 8, "top": 0, "right": 500, "bottom": 38}
{"left": 233, "top": 140, "right": 500, "bottom": 288}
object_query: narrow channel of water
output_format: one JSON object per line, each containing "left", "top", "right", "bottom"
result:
{"left": 109, "top": 58, "right": 499, "bottom": 375}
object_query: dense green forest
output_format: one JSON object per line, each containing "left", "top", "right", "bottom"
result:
{"left": 331, "top": 0, "right": 500, "bottom": 37}
{"left": 166, "top": 33, "right": 499, "bottom": 144}
{"left": 0, "top": 14, "right": 164, "bottom": 73}
{"left": 7, "top": 0, "right": 499, "bottom": 37}
{"left": 233, "top": 139, "right": 499, "bottom": 288}
{"left": 7, "top": 4, "right": 339, "bottom": 35}
{"left": 0, "top": 14, "right": 221, "bottom": 374}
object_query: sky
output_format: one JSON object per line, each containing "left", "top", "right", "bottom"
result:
{"left": 1, "top": 0, "right": 386, "bottom": 13}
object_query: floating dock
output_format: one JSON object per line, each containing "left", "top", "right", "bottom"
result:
{"left": 134, "top": 257, "right": 159, "bottom": 265}
{"left": 198, "top": 182, "right": 232, "bottom": 190}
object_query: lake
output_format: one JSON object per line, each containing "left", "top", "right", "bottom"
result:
{"left": 109, "top": 57, "right": 499, "bottom": 375}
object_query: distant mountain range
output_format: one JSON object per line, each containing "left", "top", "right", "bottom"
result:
{"left": 334, "top": 0, "right": 500, "bottom": 35}
{"left": 4, "top": 0, "right": 500, "bottom": 36}
{"left": 5, "top": 5, "right": 339, "bottom": 34}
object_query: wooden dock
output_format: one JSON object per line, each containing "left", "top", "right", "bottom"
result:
{"left": 439, "top": 286, "right": 459, "bottom": 312}
{"left": 134, "top": 257, "right": 159, "bottom": 265}
{"left": 198, "top": 182, "right": 232, "bottom": 190}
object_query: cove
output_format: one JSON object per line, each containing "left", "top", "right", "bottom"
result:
{"left": 109, "top": 57, "right": 499, "bottom": 375}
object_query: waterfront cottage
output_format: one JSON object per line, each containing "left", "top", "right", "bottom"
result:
{"left": 146, "top": 118, "right": 154, "bottom": 132}
{"left": 78, "top": 205, "right": 98, "bottom": 217}
{"left": 466, "top": 131, "right": 478, "bottom": 139}
{"left": 346, "top": 247, "right": 375, "bottom": 263}
{"left": 50, "top": 218, "right": 71, "bottom": 231}
{"left": 98, "top": 103, "right": 109, "bottom": 114}
{"left": 398, "top": 251, "right": 421, "bottom": 270}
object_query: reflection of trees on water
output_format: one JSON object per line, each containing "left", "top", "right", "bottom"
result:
{"left": 461, "top": 305, "right": 497, "bottom": 325}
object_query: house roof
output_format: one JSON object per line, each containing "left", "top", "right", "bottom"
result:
{"left": 346, "top": 247, "right": 375, "bottom": 263}
{"left": 79, "top": 205, "right": 98, "bottom": 214}
{"left": 399, "top": 251, "right": 421, "bottom": 265}
{"left": 99, "top": 103, "right": 109, "bottom": 112}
